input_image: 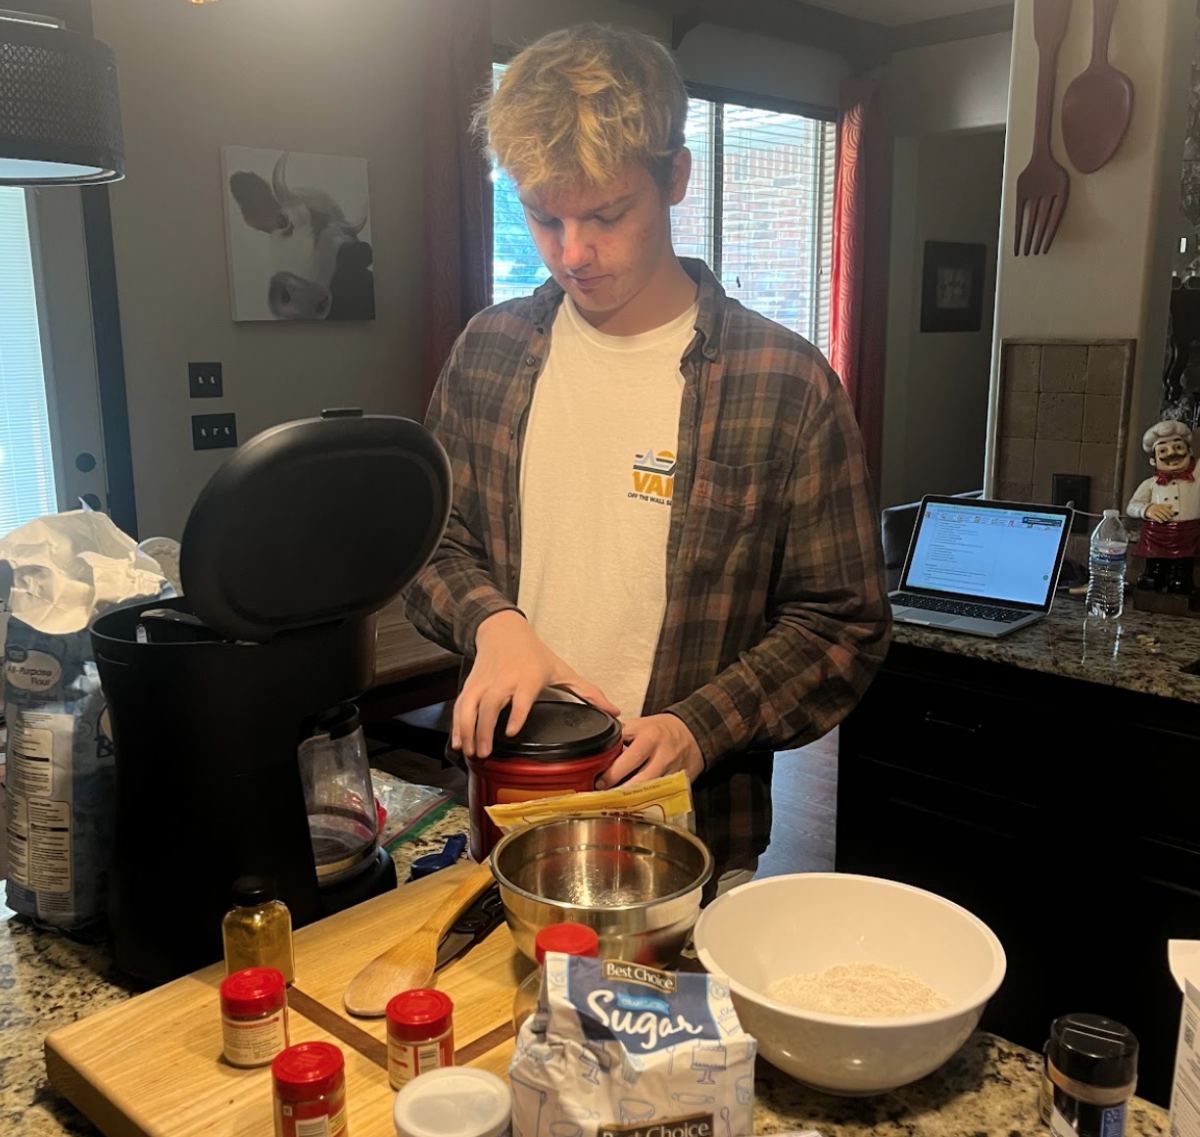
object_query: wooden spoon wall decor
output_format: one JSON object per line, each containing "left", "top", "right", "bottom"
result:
{"left": 1062, "top": 0, "right": 1134, "bottom": 173}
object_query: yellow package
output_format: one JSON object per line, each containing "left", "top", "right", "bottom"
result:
{"left": 484, "top": 771, "right": 695, "bottom": 837}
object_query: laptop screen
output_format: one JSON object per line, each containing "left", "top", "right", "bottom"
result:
{"left": 902, "top": 500, "right": 1070, "bottom": 607}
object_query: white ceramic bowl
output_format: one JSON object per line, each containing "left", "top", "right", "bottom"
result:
{"left": 694, "top": 873, "right": 1006, "bottom": 1096}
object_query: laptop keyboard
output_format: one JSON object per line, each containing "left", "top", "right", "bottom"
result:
{"left": 893, "top": 594, "right": 1027, "bottom": 623}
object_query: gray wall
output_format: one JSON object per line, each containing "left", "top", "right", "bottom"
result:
{"left": 874, "top": 31, "right": 1012, "bottom": 507}
{"left": 984, "top": 0, "right": 1195, "bottom": 505}
{"left": 493, "top": 0, "right": 667, "bottom": 43}
{"left": 882, "top": 130, "right": 1006, "bottom": 506}
{"left": 94, "top": 0, "right": 427, "bottom": 540}
{"left": 878, "top": 33, "right": 1012, "bottom": 137}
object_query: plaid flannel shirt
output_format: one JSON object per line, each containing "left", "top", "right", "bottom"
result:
{"left": 405, "top": 259, "right": 892, "bottom": 875}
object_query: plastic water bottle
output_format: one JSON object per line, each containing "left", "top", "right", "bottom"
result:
{"left": 1086, "top": 509, "right": 1129, "bottom": 619}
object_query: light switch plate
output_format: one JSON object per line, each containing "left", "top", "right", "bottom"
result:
{"left": 191, "top": 413, "right": 237, "bottom": 451}
{"left": 188, "top": 362, "right": 223, "bottom": 399}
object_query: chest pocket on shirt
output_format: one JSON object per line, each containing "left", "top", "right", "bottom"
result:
{"left": 683, "top": 458, "right": 788, "bottom": 577}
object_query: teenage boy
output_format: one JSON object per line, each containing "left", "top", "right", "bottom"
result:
{"left": 407, "top": 24, "right": 891, "bottom": 885}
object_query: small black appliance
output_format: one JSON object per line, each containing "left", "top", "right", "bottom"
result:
{"left": 91, "top": 411, "right": 450, "bottom": 986}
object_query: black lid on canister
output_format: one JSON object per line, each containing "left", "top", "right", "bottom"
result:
{"left": 1048, "top": 1013, "right": 1138, "bottom": 1089}
{"left": 490, "top": 701, "right": 622, "bottom": 762}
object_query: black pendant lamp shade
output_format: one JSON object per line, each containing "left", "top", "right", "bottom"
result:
{"left": 0, "top": 2, "right": 124, "bottom": 185}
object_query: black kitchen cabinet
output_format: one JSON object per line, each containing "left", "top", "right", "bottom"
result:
{"left": 838, "top": 643, "right": 1200, "bottom": 1106}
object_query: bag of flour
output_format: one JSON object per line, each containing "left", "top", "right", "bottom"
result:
{"left": 511, "top": 954, "right": 757, "bottom": 1137}
{"left": 2, "top": 512, "right": 169, "bottom": 931}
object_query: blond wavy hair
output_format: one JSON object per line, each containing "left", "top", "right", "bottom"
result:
{"left": 478, "top": 24, "right": 688, "bottom": 193}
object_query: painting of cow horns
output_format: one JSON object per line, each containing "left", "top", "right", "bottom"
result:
{"left": 221, "top": 145, "right": 374, "bottom": 322}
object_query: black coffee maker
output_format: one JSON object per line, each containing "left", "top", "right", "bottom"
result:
{"left": 91, "top": 411, "right": 451, "bottom": 987}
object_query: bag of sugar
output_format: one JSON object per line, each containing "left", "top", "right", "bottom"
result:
{"left": 511, "top": 955, "right": 757, "bottom": 1137}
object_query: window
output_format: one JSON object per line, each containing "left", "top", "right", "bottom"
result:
{"left": 0, "top": 189, "right": 56, "bottom": 535}
{"left": 490, "top": 65, "right": 837, "bottom": 353}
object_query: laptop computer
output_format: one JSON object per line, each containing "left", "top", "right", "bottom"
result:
{"left": 890, "top": 496, "right": 1073, "bottom": 638}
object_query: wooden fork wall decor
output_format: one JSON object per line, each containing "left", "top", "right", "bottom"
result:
{"left": 1014, "top": 0, "right": 1074, "bottom": 256}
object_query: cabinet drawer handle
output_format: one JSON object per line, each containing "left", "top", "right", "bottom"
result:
{"left": 923, "top": 711, "right": 982, "bottom": 734}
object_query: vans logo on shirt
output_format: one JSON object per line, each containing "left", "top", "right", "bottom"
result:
{"left": 630, "top": 448, "right": 676, "bottom": 506}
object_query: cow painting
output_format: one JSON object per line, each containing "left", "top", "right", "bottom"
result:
{"left": 221, "top": 146, "right": 375, "bottom": 322}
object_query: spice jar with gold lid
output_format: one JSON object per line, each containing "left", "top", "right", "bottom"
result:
{"left": 222, "top": 875, "right": 295, "bottom": 984}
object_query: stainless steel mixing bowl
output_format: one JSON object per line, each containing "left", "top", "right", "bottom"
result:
{"left": 490, "top": 814, "right": 713, "bottom": 966}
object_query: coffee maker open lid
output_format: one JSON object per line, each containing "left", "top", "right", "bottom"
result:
{"left": 180, "top": 410, "right": 451, "bottom": 642}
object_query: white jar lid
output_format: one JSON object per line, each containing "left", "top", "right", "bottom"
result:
{"left": 394, "top": 1067, "right": 512, "bottom": 1137}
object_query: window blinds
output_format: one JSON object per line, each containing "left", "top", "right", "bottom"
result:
{"left": 493, "top": 163, "right": 548, "bottom": 304}
{"left": 673, "top": 98, "right": 716, "bottom": 266}
{"left": 0, "top": 188, "right": 56, "bottom": 536}
{"left": 681, "top": 98, "right": 837, "bottom": 354}
{"left": 490, "top": 65, "right": 837, "bottom": 354}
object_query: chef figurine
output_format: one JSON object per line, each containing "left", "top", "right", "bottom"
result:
{"left": 1128, "top": 420, "right": 1200, "bottom": 595}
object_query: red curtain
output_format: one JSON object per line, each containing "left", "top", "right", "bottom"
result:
{"left": 421, "top": 0, "right": 494, "bottom": 413}
{"left": 830, "top": 77, "right": 890, "bottom": 488}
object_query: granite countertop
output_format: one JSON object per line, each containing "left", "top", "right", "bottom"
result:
{"left": 893, "top": 593, "right": 1200, "bottom": 704}
{"left": 0, "top": 805, "right": 1169, "bottom": 1137}
{"left": 756, "top": 1033, "right": 1165, "bottom": 1137}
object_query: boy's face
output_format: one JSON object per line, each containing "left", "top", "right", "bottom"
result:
{"left": 519, "top": 153, "right": 690, "bottom": 319}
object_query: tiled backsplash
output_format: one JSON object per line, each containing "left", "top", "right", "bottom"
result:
{"left": 993, "top": 340, "right": 1136, "bottom": 509}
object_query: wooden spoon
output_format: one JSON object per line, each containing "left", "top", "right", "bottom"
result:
{"left": 1062, "top": 0, "right": 1134, "bottom": 174}
{"left": 343, "top": 860, "right": 496, "bottom": 1018}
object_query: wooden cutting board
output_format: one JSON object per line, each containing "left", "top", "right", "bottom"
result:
{"left": 45, "top": 863, "right": 532, "bottom": 1137}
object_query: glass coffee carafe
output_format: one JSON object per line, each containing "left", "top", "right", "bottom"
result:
{"left": 298, "top": 704, "right": 379, "bottom": 887}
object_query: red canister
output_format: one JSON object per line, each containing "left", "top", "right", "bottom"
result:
{"left": 466, "top": 701, "right": 623, "bottom": 860}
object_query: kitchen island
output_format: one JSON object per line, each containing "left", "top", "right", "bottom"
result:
{"left": 0, "top": 799, "right": 1168, "bottom": 1137}
{"left": 839, "top": 595, "right": 1200, "bottom": 1107}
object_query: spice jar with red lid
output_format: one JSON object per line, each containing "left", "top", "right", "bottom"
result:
{"left": 272, "top": 1041, "right": 348, "bottom": 1137}
{"left": 219, "top": 966, "right": 289, "bottom": 1068}
{"left": 386, "top": 989, "right": 455, "bottom": 1089}
{"left": 513, "top": 923, "right": 600, "bottom": 1033}
{"left": 466, "top": 700, "right": 623, "bottom": 859}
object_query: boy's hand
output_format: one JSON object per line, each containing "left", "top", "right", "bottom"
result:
{"left": 454, "top": 610, "right": 619, "bottom": 759}
{"left": 595, "top": 714, "right": 704, "bottom": 789}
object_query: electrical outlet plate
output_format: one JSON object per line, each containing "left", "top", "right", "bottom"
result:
{"left": 188, "top": 362, "right": 223, "bottom": 399}
{"left": 192, "top": 413, "right": 237, "bottom": 451}
{"left": 1052, "top": 473, "right": 1092, "bottom": 532}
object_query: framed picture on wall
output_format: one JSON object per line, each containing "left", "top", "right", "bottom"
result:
{"left": 221, "top": 145, "right": 375, "bottom": 322}
{"left": 920, "top": 241, "right": 987, "bottom": 334}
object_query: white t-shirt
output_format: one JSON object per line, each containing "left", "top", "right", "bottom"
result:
{"left": 517, "top": 295, "right": 697, "bottom": 718}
